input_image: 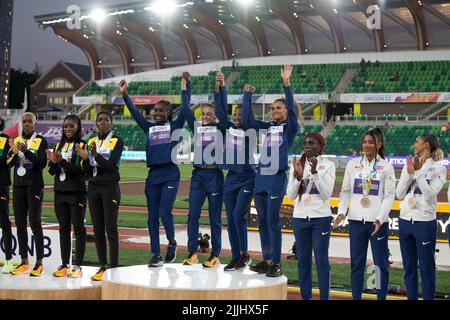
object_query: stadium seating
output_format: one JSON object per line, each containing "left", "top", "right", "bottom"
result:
{"left": 82, "top": 84, "right": 115, "bottom": 96}
{"left": 222, "top": 64, "right": 353, "bottom": 94}
{"left": 325, "top": 125, "right": 450, "bottom": 156}
{"left": 347, "top": 60, "right": 450, "bottom": 93}
{"left": 78, "top": 61, "right": 450, "bottom": 97}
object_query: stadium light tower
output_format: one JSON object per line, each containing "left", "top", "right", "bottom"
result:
{"left": 238, "top": 0, "right": 255, "bottom": 6}
{"left": 147, "top": 0, "right": 178, "bottom": 16}
{"left": 90, "top": 8, "right": 107, "bottom": 24}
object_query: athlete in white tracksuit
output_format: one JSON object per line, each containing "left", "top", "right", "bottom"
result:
{"left": 287, "top": 133, "right": 335, "bottom": 300}
{"left": 396, "top": 134, "right": 446, "bottom": 300}
{"left": 335, "top": 128, "right": 395, "bottom": 300}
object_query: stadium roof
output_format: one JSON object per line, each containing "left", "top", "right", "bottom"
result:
{"left": 34, "top": 0, "right": 450, "bottom": 80}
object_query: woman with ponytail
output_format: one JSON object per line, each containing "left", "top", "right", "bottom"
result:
{"left": 286, "top": 133, "right": 335, "bottom": 300}
{"left": 334, "top": 128, "right": 396, "bottom": 300}
{"left": 396, "top": 134, "right": 446, "bottom": 300}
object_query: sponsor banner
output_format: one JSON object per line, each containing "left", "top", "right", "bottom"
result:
{"left": 113, "top": 95, "right": 209, "bottom": 105}
{"left": 291, "top": 155, "right": 450, "bottom": 169}
{"left": 36, "top": 124, "right": 95, "bottom": 145}
{"left": 73, "top": 95, "right": 106, "bottom": 105}
{"left": 121, "top": 151, "right": 146, "bottom": 161}
{"left": 0, "top": 228, "right": 68, "bottom": 268}
{"left": 228, "top": 94, "right": 328, "bottom": 104}
{"left": 120, "top": 151, "right": 193, "bottom": 162}
{"left": 338, "top": 92, "right": 450, "bottom": 103}
{"left": 249, "top": 198, "right": 450, "bottom": 242}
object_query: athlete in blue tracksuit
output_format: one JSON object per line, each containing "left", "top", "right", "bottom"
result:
{"left": 182, "top": 76, "right": 226, "bottom": 268}
{"left": 119, "top": 77, "right": 189, "bottom": 267}
{"left": 214, "top": 72, "right": 256, "bottom": 271}
{"left": 242, "top": 65, "right": 299, "bottom": 277}
{"left": 396, "top": 134, "right": 446, "bottom": 300}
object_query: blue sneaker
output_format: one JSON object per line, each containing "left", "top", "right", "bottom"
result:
{"left": 148, "top": 254, "right": 163, "bottom": 268}
{"left": 165, "top": 242, "right": 177, "bottom": 263}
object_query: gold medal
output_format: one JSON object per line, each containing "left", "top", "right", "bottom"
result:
{"left": 360, "top": 197, "right": 370, "bottom": 208}
{"left": 302, "top": 194, "right": 312, "bottom": 206}
{"left": 407, "top": 196, "right": 416, "bottom": 209}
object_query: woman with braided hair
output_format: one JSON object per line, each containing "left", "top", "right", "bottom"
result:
{"left": 286, "top": 133, "right": 335, "bottom": 300}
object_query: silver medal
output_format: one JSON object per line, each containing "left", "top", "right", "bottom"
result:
{"left": 59, "top": 171, "right": 66, "bottom": 182}
{"left": 17, "top": 167, "right": 26, "bottom": 177}
{"left": 93, "top": 167, "right": 98, "bottom": 177}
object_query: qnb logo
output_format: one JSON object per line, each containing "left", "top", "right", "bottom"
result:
{"left": 67, "top": 5, "right": 81, "bottom": 30}
{"left": 366, "top": 5, "right": 381, "bottom": 30}
{"left": 0, "top": 235, "right": 53, "bottom": 258}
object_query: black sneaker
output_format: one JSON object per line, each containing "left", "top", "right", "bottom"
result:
{"left": 249, "top": 260, "right": 270, "bottom": 274}
{"left": 235, "top": 254, "right": 252, "bottom": 270}
{"left": 148, "top": 254, "right": 163, "bottom": 268}
{"left": 165, "top": 242, "right": 177, "bottom": 263}
{"left": 224, "top": 260, "right": 238, "bottom": 271}
{"left": 265, "top": 263, "right": 282, "bottom": 277}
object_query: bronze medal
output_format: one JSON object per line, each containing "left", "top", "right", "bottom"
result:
{"left": 360, "top": 197, "right": 370, "bottom": 208}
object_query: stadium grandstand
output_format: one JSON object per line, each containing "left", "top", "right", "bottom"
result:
{"left": 16, "top": 0, "right": 449, "bottom": 157}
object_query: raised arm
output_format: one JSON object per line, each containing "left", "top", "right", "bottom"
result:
{"left": 181, "top": 77, "right": 195, "bottom": 132}
{"left": 214, "top": 73, "right": 232, "bottom": 129}
{"left": 120, "top": 79, "right": 152, "bottom": 132}
{"left": 241, "top": 84, "right": 270, "bottom": 130}
{"left": 281, "top": 65, "right": 299, "bottom": 143}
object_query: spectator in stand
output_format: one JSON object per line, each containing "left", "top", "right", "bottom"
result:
{"left": 440, "top": 124, "right": 447, "bottom": 136}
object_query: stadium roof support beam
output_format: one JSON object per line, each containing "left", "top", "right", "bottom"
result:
{"left": 51, "top": 25, "right": 101, "bottom": 80}
{"left": 312, "top": 0, "right": 345, "bottom": 53}
{"left": 163, "top": 22, "right": 198, "bottom": 64}
{"left": 422, "top": 4, "right": 450, "bottom": 27}
{"left": 189, "top": 7, "right": 232, "bottom": 60}
{"left": 228, "top": 6, "right": 269, "bottom": 57}
{"left": 120, "top": 17, "right": 165, "bottom": 69}
{"left": 86, "top": 23, "right": 135, "bottom": 75}
{"left": 267, "top": 0, "right": 306, "bottom": 54}
{"left": 356, "top": 0, "right": 386, "bottom": 52}
{"left": 403, "top": 0, "right": 428, "bottom": 50}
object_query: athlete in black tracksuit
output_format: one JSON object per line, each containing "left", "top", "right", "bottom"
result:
{"left": 8, "top": 113, "right": 48, "bottom": 276}
{"left": 0, "top": 117, "right": 14, "bottom": 273}
{"left": 48, "top": 115, "right": 87, "bottom": 278}
{"left": 78, "top": 111, "right": 124, "bottom": 281}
